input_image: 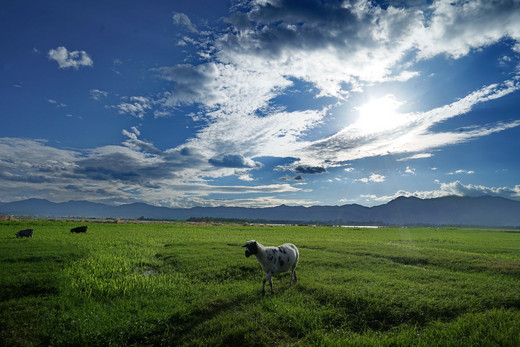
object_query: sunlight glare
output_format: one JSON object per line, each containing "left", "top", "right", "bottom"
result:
{"left": 354, "top": 94, "right": 405, "bottom": 134}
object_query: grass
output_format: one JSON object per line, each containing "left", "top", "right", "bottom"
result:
{"left": 1, "top": 221, "right": 519, "bottom": 346}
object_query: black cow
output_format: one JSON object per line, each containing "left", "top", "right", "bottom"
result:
{"left": 16, "top": 229, "right": 34, "bottom": 238}
{"left": 70, "top": 226, "right": 88, "bottom": 233}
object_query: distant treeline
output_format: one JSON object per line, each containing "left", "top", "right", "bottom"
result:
{"left": 185, "top": 216, "right": 385, "bottom": 226}
{"left": 185, "top": 217, "right": 520, "bottom": 229}
{"left": 186, "top": 216, "right": 292, "bottom": 224}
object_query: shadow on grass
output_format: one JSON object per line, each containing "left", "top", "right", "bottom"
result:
{"left": 295, "top": 284, "right": 462, "bottom": 333}
{"left": 127, "top": 274, "right": 300, "bottom": 345}
{"left": 128, "top": 293, "right": 260, "bottom": 346}
{"left": 0, "top": 280, "right": 59, "bottom": 302}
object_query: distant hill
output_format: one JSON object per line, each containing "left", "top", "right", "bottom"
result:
{"left": 1, "top": 195, "right": 520, "bottom": 227}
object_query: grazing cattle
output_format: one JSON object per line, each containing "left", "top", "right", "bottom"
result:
{"left": 16, "top": 228, "right": 34, "bottom": 238}
{"left": 243, "top": 240, "right": 299, "bottom": 295}
{"left": 70, "top": 226, "right": 87, "bottom": 233}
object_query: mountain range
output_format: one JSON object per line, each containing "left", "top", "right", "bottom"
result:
{"left": 1, "top": 195, "right": 520, "bottom": 227}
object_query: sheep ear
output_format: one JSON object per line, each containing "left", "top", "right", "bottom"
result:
{"left": 242, "top": 243, "right": 248, "bottom": 247}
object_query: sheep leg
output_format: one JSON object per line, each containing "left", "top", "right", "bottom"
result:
{"left": 290, "top": 269, "right": 298, "bottom": 286}
{"left": 263, "top": 272, "right": 274, "bottom": 294}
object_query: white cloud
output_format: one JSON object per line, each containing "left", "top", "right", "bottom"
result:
{"left": 438, "top": 181, "right": 520, "bottom": 199}
{"left": 355, "top": 173, "right": 386, "bottom": 183}
{"left": 361, "top": 181, "right": 520, "bottom": 205}
{"left": 116, "top": 96, "right": 152, "bottom": 118}
{"left": 121, "top": 128, "right": 161, "bottom": 154}
{"left": 448, "top": 169, "right": 475, "bottom": 175}
{"left": 499, "top": 55, "right": 512, "bottom": 66}
{"left": 237, "top": 173, "right": 255, "bottom": 181}
{"left": 48, "top": 46, "right": 93, "bottom": 69}
{"left": 90, "top": 89, "right": 108, "bottom": 100}
{"left": 414, "top": 0, "right": 520, "bottom": 60}
{"left": 405, "top": 166, "right": 416, "bottom": 175}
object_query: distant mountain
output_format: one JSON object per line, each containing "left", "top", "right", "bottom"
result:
{"left": 368, "top": 195, "right": 520, "bottom": 226}
{"left": 1, "top": 195, "right": 520, "bottom": 227}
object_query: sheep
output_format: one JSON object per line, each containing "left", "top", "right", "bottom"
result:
{"left": 243, "top": 240, "right": 299, "bottom": 295}
{"left": 70, "top": 226, "right": 87, "bottom": 233}
{"left": 16, "top": 228, "right": 34, "bottom": 238}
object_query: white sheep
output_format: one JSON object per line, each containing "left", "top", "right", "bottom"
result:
{"left": 243, "top": 240, "right": 299, "bottom": 295}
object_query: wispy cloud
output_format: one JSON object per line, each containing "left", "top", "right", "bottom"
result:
{"left": 448, "top": 169, "right": 475, "bottom": 175}
{"left": 172, "top": 13, "right": 198, "bottom": 33}
{"left": 184, "top": 108, "right": 325, "bottom": 169}
{"left": 299, "top": 79, "right": 520, "bottom": 167}
{"left": 48, "top": 46, "right": 93, "bottom": 69}
{"left": 47, "top": 99, "right": 67, "bottom": 107}
{"left": 397, "top": 153, "right": 433, "bottom": 161}
{"left": 151, "top": 0, "right": 520, "bottom": 174}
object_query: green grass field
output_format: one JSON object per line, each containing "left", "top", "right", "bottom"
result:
{"left": 1, "top": 221, "right": 519, "bottom": 346}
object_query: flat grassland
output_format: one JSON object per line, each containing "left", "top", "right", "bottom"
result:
{"left": 1, "top": 221, "right": 519, "bottom": 346}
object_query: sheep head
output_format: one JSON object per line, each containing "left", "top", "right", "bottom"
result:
{"left": 243, "top": 240, "right": 258, "bottom": 258}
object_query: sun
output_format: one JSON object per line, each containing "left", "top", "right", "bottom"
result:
{"left": 354, "top": 94, "right": 405, "bottom": 134}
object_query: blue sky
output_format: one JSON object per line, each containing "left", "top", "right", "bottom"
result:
{"left": 1, "top": 0, "right": 520, "bottom": 208}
